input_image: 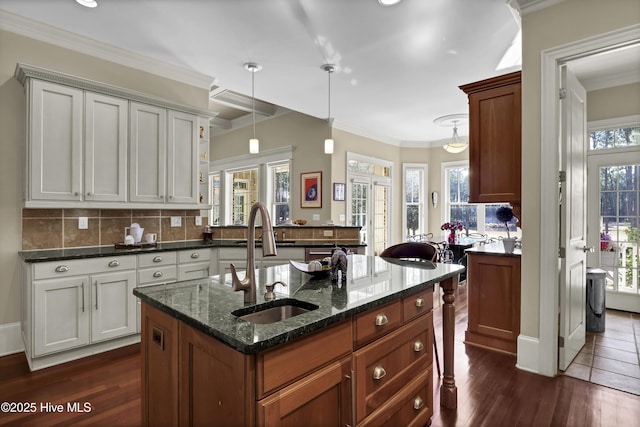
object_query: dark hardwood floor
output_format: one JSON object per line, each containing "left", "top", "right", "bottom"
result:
{"left": 1, "top": 284, "right": 638, "bottom": 426}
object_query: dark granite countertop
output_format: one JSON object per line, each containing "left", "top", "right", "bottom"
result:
{"left": 19, "top": 240, "right": 366, "bottom": 263}
{"left": 134, "top": 254, "right": 464, "bottom": 354}
{"left": 465, "top": 241, "right": 522, "bottom": 257}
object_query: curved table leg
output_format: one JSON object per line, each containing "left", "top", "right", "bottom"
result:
{"left": 439, "top": 275, "right": 458, "bottom": 409}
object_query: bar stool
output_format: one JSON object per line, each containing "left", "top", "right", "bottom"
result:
{"left": 380, "top": 242, "right": 442, "bottom": 377}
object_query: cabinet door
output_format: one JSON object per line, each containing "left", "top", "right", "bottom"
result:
{"left": 129, "top": 102, "right": 167, "bottom": 203}
{"left": 84, "top": 92, "right": 128, "bottom": 202}
{"left": 90, "top": 270, "right": 137, "bottom": 342}
{"left": 166, "top": 110, "right": 199, "bottom": 205}
{"left": 29, "top": 80, "right": 83, "bottom": 202}
{"left": 258, "top": 357, "right": 352, "bottom": 427}
{"left": 465, "top": 254, "right": 521, "bottom": 353}
{"left": 34, "top": 276, "right": 89, "bottom": 356}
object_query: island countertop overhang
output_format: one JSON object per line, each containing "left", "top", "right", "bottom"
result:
{"left": 134, "top": 255, "right": 464, "bottom": 354}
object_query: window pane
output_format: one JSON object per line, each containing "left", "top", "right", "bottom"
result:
{"left": 590, "top": 127, "right": 640, "bottom": 150}
{"left": 232, "top": 168, "right": 258, "bottom": 225}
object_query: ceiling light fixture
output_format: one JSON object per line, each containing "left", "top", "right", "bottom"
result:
{"left": 378, "top": 0, "right": 402, "bottom": 6}
{"left": 322, "top": 64, "right": 335, "bottom": 155}
{"left": 434, "top": 114, "right": 469, "bottom": 154}
{"left": 75, "top": 0, "right": 98, "bottom": 8}
{"left": 244, "top": 62, "right": 262, "bottom": 154}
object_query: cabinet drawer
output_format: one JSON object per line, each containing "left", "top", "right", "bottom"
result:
{"left": 402, "top": 287, "right": 433, "bottom": 323}
{"left": 177, "top": 262, "right": 210, "bottom": 281}
{"left": 178, "top": 249, "right": 211, "bottom": 264}
{"left": 256, "top": 320, "right": 352, "bottom": 399}
{"left": 353, "top": 314, "right": 432, "bottom": 422}
{"left": 138, "top": 252, "right": 177, "bottom": 268}
{"left": 33, "top": 256, "right": 135, "bottom": 280}
{"left": 354, "top": 300, "right": 402, "bottom": 348}
{"left": 138, "top": 265, "right": 177, "bottom": 286}
{"left": 359, "top": 369, "right": 432, "bottom": 427}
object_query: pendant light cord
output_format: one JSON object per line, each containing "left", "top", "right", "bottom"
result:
{"left": 327, "top": 68, "right": 331, "bottom": 139}
{"left": 252, "top": 70, "right": 256, "bottom": 139}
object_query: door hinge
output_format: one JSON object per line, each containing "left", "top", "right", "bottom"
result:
{"left": 558, "top": 336, "right": 565, "bottom": 348}
{"left": 559, "top": 171, "right": 566, "bottom": 182}
{"left": 559, "top": 247, "right": 566, "bottom": 258}
{"left": 559, "top": 88, "right": 567, "bottom": 100}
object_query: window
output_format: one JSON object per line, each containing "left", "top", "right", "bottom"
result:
{"left": 271, "top": 162, "right": 290, "bottom": 225}
{"left": 209, "top": 146, "right": 292, "bottom": 226}
{"left": 231, "top": 168, "right": 258, "bottom": 225}
{"left": 590, "top": 126, "right": 640, "bottom": 150}
{"left": 442, "top": 161, "right": 518, "bottom": 238}
{"left": 587, "top": 119, "right": 639, "bottom": 298}
{"left": 403, "top": 164, "right": 428, "bottom": 240}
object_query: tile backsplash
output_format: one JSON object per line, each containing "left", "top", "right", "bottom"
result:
{"left": 22, "top": 208, "right": 207, "bottom": 250}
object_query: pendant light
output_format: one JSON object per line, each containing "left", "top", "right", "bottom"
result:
{"left": 244, "top": 62, "right": 262, "bottom": 154}
{"left": 434, "top": 114, "right": 469, "bottom": 154}
{"left": 322, "top": 64, "right": 335, "bottom": 154}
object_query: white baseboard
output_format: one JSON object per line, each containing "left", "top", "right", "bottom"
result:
{"left": 516, "top": 334, "right": 541, "bottom": 375}
{"left": 0, "top": 322, "right": 24, "bottom": 357}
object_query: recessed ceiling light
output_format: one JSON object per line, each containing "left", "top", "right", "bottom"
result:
{"left": 75, "top": 0, "right": 98, "bottom": 8}
{"left": 378, "top": 0, "right": 402, "bottom": 6}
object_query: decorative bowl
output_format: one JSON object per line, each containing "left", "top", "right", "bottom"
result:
{"left": 289, "top": 260, "right": 330, "bottom": 278}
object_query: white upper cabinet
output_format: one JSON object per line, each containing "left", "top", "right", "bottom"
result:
{"left": 16, "top": 63, "right": 213, "bottom": 209}
{"left": 28, "top": 80, "right": 84, "bottom": 202}
{"left": 85, "top": 92, "right": 128, "bottom": 202}
{"left": 129, "top": 102, "right": 168, "bottom": 203}
{"left": 167, "top": 110, "right": 199, "bottom": 205}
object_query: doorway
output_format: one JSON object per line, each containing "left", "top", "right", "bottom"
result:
{"left": 536, "top": 26, "right": 640, "bottom": 377}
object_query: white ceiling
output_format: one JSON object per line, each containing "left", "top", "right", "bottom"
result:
{"left": 0, "top": 0, "right": 637, "bottom": 146}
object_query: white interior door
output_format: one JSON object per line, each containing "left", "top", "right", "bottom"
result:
{"left": 558, "top": 65, "right": 588, "bottom": 371}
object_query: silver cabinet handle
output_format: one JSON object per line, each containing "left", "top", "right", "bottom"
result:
{"left": 372, "top": 365, "right": 386, "bottom": 380}
{"left": 582, "top": 246, "right": 595, "bottom": 253}
{"left": 81, "top": 282, "right": 85, "bottom": 312}
{"left": 413, "top": 396, "right": 424, "bottom": 410}
{"left": 190, "top": 252, "right": 199, "bottom": 259}
{"left": 55, "top": 265, "right": 69, "bottom": 273}
{"left": 87, "top": 192, "right": 93, "bottom": 196}
{"left": 415, "top": 297, "right": 425, "bottom": 307}
{"left": 94, "top": 280, "right": 98, "bottom": 310}
{"left": 346, "top": 370, "right": 356, "bottom": 427}
{"left": 108, "top": 260, "right": 120, "bottom": 267}
{"left": 153, "top": 271, "right": 163, "bottom": 278}
{"left": 414, "top": 340, "right": 424, "bottom": 352}
{"left": 153, "top": 256, "right": 163, "bottom": 263}
{"left": 375, "top": 313, "right": 388, "bottom": 326}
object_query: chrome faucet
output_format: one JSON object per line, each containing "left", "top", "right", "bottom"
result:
{"left": 230, "top": 202, "right": 277, "bottom": 303}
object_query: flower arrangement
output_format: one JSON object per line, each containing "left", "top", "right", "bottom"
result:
{"left": 600, "top": 231, "right": 613, "bottom": 251}
{"left": 496, "top": 206, "right": 514, "bottom": 239}
{"left": 441, "top": 221, "right": 464, "bottom": 232}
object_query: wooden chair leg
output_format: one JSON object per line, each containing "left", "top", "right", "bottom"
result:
{"left": 433, "top": 328, "right": 441, "bottom": 378}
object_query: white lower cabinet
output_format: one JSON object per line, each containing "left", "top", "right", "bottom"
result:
{"left": 178, "top": 248, "right": 211, "bottom": 281}
{"left": 25, "top": 256, "right": 139, "bottom": 370}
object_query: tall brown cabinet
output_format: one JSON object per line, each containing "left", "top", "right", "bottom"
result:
{"left": 459, "top": 71, "right": 522, "bottom": 224}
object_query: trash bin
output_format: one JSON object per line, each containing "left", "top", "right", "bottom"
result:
{"left": 586, "top": 267, "right": 607, "bottom": 332}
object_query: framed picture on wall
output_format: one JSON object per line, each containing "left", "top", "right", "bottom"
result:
{"left": 333, "top": 183, "right": 345, "bottom": 201}
{"left": 301, "top": 171, "right": 322, "bottom": 208}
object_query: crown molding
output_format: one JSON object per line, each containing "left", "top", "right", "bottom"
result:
{"left": 15, "top": 63, "right": 215, "bottom": 118}
{"left": 508, "top": 0, "right": 564, "bottom": 16}
{"left": 0, "top": 10, "right": 215, "bottom": 89}
{"left": 209, "top": 87, "right": 278, "bottom": 117}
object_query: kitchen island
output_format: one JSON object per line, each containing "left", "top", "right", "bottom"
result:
{"left": 134, "top": 254, "right": 463, "bottom": 426}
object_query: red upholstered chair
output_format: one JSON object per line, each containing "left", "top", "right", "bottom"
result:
{"left": 380, "top": 242, "right": 442, "bottom": 377}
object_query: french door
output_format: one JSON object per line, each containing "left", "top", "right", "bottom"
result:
{"left": 349, "top": 176, "right": 390, "bottom": 256}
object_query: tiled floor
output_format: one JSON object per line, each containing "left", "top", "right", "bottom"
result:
{"left": 563, "top": 309, "right": 640, "bottom": 396}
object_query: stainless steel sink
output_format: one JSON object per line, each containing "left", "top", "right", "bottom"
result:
{"left": 232, "top": 299, "right": 318, "bottom": 324}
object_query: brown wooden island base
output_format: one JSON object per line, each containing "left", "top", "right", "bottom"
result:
{"left": 141, "top": 286, "right": 437, "bottom": 426}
